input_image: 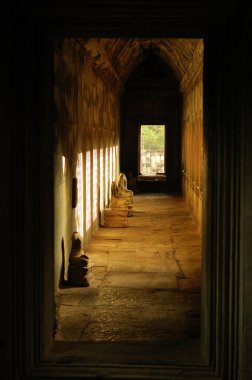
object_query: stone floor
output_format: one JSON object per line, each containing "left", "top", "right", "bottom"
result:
{"left": 51, "top": 193, "right": 202, "bottom": 365}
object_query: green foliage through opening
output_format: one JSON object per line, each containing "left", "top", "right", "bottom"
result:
{"left": 141, "top": 125, "right": 165, "bottom": 151}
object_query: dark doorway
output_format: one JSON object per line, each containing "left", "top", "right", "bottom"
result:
{"left": 120, "top": 52, "right": 182, "bottom": 193}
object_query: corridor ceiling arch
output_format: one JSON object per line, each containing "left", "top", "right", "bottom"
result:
{"left": 77, "top": 38, "right": 203, "bottom": 92}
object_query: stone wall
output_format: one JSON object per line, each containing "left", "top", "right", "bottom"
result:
{"left": 54, "top": 39, "right": 120, "bottom": 290}
{"left": 182, "top": 78, "right": 203, "bottom": 230}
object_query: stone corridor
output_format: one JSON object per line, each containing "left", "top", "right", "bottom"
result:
{"left": 55, "top": 193, "right": 201, "bottom": 350}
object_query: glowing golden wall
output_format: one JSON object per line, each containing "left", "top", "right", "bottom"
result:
{"left": 182, "top": 78, "right": 203, "bottom": 230}
{"left": 54, "top": 39, "right": 120, "bottom": 289}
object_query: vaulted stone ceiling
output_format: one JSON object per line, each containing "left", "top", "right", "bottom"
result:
{"left": 76, "top": 38, "right": 203, "bottom": 92}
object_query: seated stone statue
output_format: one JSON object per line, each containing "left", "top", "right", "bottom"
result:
{"left": 103, "top": 181, "right": 129, "bottom": 227}
{"left": 103, "top": 207, "right": 129, "bottom": 227}
{"left": 68, "top": 232, "right": 89, "bottom": 286}
{"left": 111, "top": 180, "right": 119, "bottom": 198}
{"left": 117, "top": 172, "right": 133, "bottom": 216}
{"left": 110, "top": 181, "right": 128, "bottom": 208}
{"left": 118, "top": 172, "right": 133, "bottom": 198}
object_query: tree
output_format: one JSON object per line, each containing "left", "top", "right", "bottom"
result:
{"left": 141, "top": 125, "right": 165, "bottom": 151}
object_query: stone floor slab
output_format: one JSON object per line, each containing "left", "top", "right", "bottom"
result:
{"left": 56, "top": 194, "right": 201, "bottom": 344}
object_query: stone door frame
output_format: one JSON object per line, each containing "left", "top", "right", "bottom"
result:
{"left": 10, "top": 2, "right": 245, "bottom": 379}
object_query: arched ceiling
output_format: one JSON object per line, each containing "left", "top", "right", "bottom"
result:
{"left": 76, "top": 38, "right": 203, "bottom": 92}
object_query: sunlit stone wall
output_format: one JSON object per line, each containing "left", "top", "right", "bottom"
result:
{"left": 54, "top": 39, "right": 120, "bottom": 290}
{"left": 182, "top": 77, "right": 203, "bottom": 230}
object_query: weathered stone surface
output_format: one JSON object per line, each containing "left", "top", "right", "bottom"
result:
{"left": 55, "top": 194, "right": 201, "bottom": 344}
{"left": 182, "top": 78, "right": 203, "bottom": 231}
{"left": 103, "top": 211, "right": 129, "bottom": 228}
{"left": 78, "top": 38, "right": 202, "bottom": 87}
{"left": 54, "top": 38, "right": 121, "bottom": 289}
